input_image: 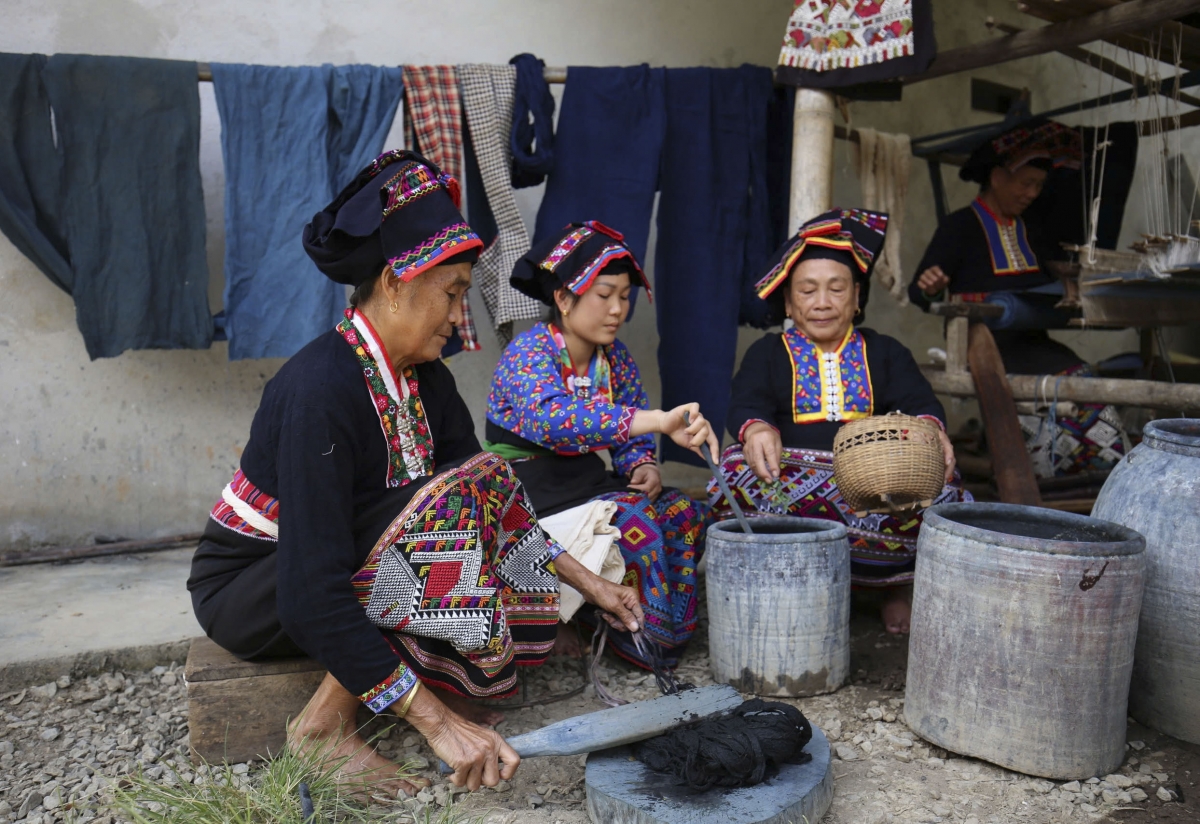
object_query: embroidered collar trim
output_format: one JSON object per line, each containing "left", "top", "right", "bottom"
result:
{"left": 969, "top": 198, "right": 1039, "bottom": 276}
{"left": 546, "top": 322, "right": 612, "bottom": 403}
{"left": 784, "top": 326, "right": 873, "bottom": 424}
{"left": 337, "top": 308, "right": 434, "bottom": 487}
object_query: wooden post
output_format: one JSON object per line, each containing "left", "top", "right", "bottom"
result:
{"left": 789, "top": 89, "right": 836, "bottom": 232}
{"left": 967, "top": 324, "right": 1043, "bottom": 506}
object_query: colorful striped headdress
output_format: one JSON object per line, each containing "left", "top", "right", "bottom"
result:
{"left": 510, "top": 221, "right": 652, "bottom": 305}
{"left": 753, "top": 208, "right": 889, "bottom": 302}
{"left": 303, "top": 150, "right": 483, "bottom": 287}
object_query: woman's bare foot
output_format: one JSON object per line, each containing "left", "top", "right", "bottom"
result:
{"left": 553, "top": 622, "right": 583, "bottom": 659}
{"left": 429, "top": 687, "right": 505, "bottom": 728}
{"left": 288, "top": 673, "right": 428, "bottom": 800}
{"left": 881, "top": 591, "right": 912, "bottom": 635}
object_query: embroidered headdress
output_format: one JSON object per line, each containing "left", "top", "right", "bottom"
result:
{"left": 510, "top": 221, "right": 652, "bottom": 305}
{"left": 302, "top": 150, "right": 483, "bottom": 287}
{"left": 752, "top": 208, "right": 889, "bottom": 324}
{"left": 960, "top": 120, "right": 1082, "bottom": 185}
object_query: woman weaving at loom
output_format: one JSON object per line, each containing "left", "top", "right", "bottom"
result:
{"left": 187, "top": 152, "right": 644, "bottom": 796}
{"left": 710, "top": 209, "right": 971, "bottom": 635}
{"left": 485, "top": 221, "right": 719, "bottom": 671}
{"left": 908, "top": 121, "right": 1127, "bottom": 477}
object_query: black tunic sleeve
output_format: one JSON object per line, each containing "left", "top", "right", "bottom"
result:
{"left": 869, "top": 332, "right": 946, "bottom": 426}
{"left": 908, "top": 214, "right": 966, "bottom": 311}
{"left": 423, "top": 360, "right": 482, "bottom": 467}
{"left": 274, "top": 401, "right": 400, "bottom": 699}
{"left": 726, "top": 333, "right": 788, "bottom": 441}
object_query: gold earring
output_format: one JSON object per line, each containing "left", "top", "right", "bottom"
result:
{"left": 854, "top": 306, "right": 863, "bottom": 317}
{"left": 390, "top": 301, "right": 399, "bottom": 313}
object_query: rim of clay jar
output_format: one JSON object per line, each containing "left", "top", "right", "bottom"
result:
{"left": 1143, "top": 418, "right": 1200, "bottom": 458}
{"left": 708, "top": 515, "right": 848, "bottom": 545}
{"left": 924, "top": 502, "right": 1144, "bottom": 557}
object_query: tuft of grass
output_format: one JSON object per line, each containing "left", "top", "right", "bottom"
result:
{"left": 108, "top": 730, "right": 479, "bottom": 824}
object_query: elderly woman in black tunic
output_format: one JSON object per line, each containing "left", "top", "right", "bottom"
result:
{"left": 187, "top": 151, "right": 641, "bottom": 796}
{"left": 909, "top": 120, "right": 1127, "bottom": 477}
{"left": 709, "top": 208, "right": 971, "bottom": 634}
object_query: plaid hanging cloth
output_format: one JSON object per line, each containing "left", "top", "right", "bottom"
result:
{"left": 403, "top": 65, "right": 480, "bottom": 351}
{"left": 459, "top": 64, "right": 543, "bottom": 343}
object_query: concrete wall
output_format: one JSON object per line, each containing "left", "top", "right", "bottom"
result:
{"left": 1, "top": 0, "right": 1194, "bottom": 548}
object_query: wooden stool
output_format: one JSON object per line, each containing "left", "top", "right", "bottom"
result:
{"left": 185, "top": 636, "right": 325, "bottom": 764}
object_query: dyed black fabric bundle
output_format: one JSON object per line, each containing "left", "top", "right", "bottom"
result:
{"left": 636, "top": 699, "right": 812, "bottom": 791}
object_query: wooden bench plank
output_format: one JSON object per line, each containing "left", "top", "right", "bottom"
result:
{"left": 185, "top": 636, "right": 327, "bottom": 764}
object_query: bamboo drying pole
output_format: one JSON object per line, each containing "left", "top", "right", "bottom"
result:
{"left": 197, "top": 62, "right": 568, "bottom": 83}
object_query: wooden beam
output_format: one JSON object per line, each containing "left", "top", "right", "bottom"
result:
{"left": 907, "top": 0, "right": 1200, "bottom": 84}
{"left": 990, "top": 18, "right": 1200, "bottom": 107}
{"left": 1017, "top": 0, "right": 1200, "bottom": 70}
{"left": 923, "top": 367, "right": 1200, "bottom": 410}
{"left": 929, "top": 301, "right": 1006, "bottom": 320}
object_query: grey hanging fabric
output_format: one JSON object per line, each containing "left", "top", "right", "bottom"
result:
{"left": 459, "top": 64, "right": 543, "bottom": 343}
{"left": 0, "top": 53, "right": 212, "bottom": 359}
{"left": 0, "top": 53, "right": 71, "bottom": 293}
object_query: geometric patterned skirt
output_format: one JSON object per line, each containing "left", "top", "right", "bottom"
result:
{"left": 1018, "top": 365, "right": 1127, "bottom": 478}
{"left": 707, "top": 445, "right": 972, "bottom": 588}
{"left": 352, "top": 453, "right": 560, "bottom": 699}
{"left": 575, "top": 488, "right": 708, "bottom": 669}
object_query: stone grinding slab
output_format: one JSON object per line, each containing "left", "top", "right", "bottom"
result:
{"left": 585, "top": 723, "right": 832, "bottom": 823}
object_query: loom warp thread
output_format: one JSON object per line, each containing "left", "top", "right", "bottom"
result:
{"left": 635, "top": 699, "right": 813, "bottom": 791}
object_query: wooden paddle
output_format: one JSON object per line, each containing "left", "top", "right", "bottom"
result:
{"left": 438, "top": 683, "right": 742, "bottom": 773}
{"left": 967, "top": 323, "right": 1042, "bottom": 506}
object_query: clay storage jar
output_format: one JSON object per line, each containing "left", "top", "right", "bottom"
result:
{"left": 905, "top": 502, "right": 1145, "bottom": 780}
{"left": 1092, "top": 419, "right": 1200, "bottom": 745}
{"left": 705, "top": 516, "right": 850, "bottom": 696}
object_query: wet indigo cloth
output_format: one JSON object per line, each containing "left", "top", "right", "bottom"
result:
{"left": 0, "top": 54, "right": 70, "bottom": 292}
{"left": 636, "top": 699, "right": 813, "bottom": 791}
{"left": 655, "top": 65, "right": 779, "bottom": 466}
{"left": 533, "top": 65, "right": 666, "bottom": 283}
{"left": 212, "top": 63, "right": 403, "bottom": 360}
{"left": 0, "top": 54, "right": 212, "bottom": 359}
{"left": 508, "top": 53, "right": 556, "bottom": 189}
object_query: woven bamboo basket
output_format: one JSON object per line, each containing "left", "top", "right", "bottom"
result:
{"left": 832, "top": 413, "right": 945, "bottom": 514}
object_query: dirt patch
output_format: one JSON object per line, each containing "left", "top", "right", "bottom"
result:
{"left": 1, "top": 592, "right": 1195, "bottom": 823}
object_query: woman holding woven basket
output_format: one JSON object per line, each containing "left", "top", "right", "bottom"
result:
{"left": 709, "top": 208, "right": 971, "bottom": 634}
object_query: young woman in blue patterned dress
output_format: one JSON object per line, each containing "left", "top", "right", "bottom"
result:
{"left": 486, "top": 221, "right": 719, "bottom": 669}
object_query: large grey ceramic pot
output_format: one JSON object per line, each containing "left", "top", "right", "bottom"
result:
{"left": 705, "top": 516, "right": 850, "bottom": 696}
{"left": 1093, "top": 418, "right": 1200, "bottom": 745}
{"left": 906, "top": 502, "right": 1145, "bottom": 780}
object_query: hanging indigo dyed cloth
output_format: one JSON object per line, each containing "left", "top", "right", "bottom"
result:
{"left": 533, "top": 65, "right": 666, "bottom": 288}
{"left": 212, "top": 63, "right": 403, "bottom": 360}
{"left": 776, "top": 0, "right": 936, "bottom": 97}
{"left": 509, "top": 53, "right": 556, "bottom": 189}
{"left": 655, "top": 66, "right": 777, "bottom": 466}
{"left": 0, "top": 53, "right": 71, "bottom": 293}
{"left": 0, "top": 54, "right": 212, "bottom": 359}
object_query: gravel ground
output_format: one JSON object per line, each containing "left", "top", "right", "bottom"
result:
{"left": 1, "top": 598, "right": 1196, "bottom": 823}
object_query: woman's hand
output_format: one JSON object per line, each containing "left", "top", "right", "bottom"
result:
{"left": 916, "top": 265, "right": 950, "bottom": 297}
{"left": 658, "top": 403, "right": 720, "bottom": 459}
{"left": 627, "top": 463, "right": 662, "bottom": 501}
{"left": 937, "top": 427, "right": 956, "bottom": 484}
{"left": 402, "top": 685, "right": 519, "bottom": 791}
{"left": 742, "top": 422, "right": 782, "bottom": 483}
{"left": 553, "top": 551, "right": 643, "bottom": 632}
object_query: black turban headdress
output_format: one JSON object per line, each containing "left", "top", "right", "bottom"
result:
{"left": 302, "top": 150, "right": 482, "bottom": 287}
{"left": 959, "top": 119, "right": 1082, "bottom": 186}
{"left": 510, "top": 220, "right": 652, "bottom": 306}
{"left": 752, "top": 208, "right": 889, "bottom": 325}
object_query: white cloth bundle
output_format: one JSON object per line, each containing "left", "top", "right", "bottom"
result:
{"left": 539, "top": 501, "right": 624, "bottom": 623}
{"left": 854, "top": 127, "right": 912, "bottom": 304}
